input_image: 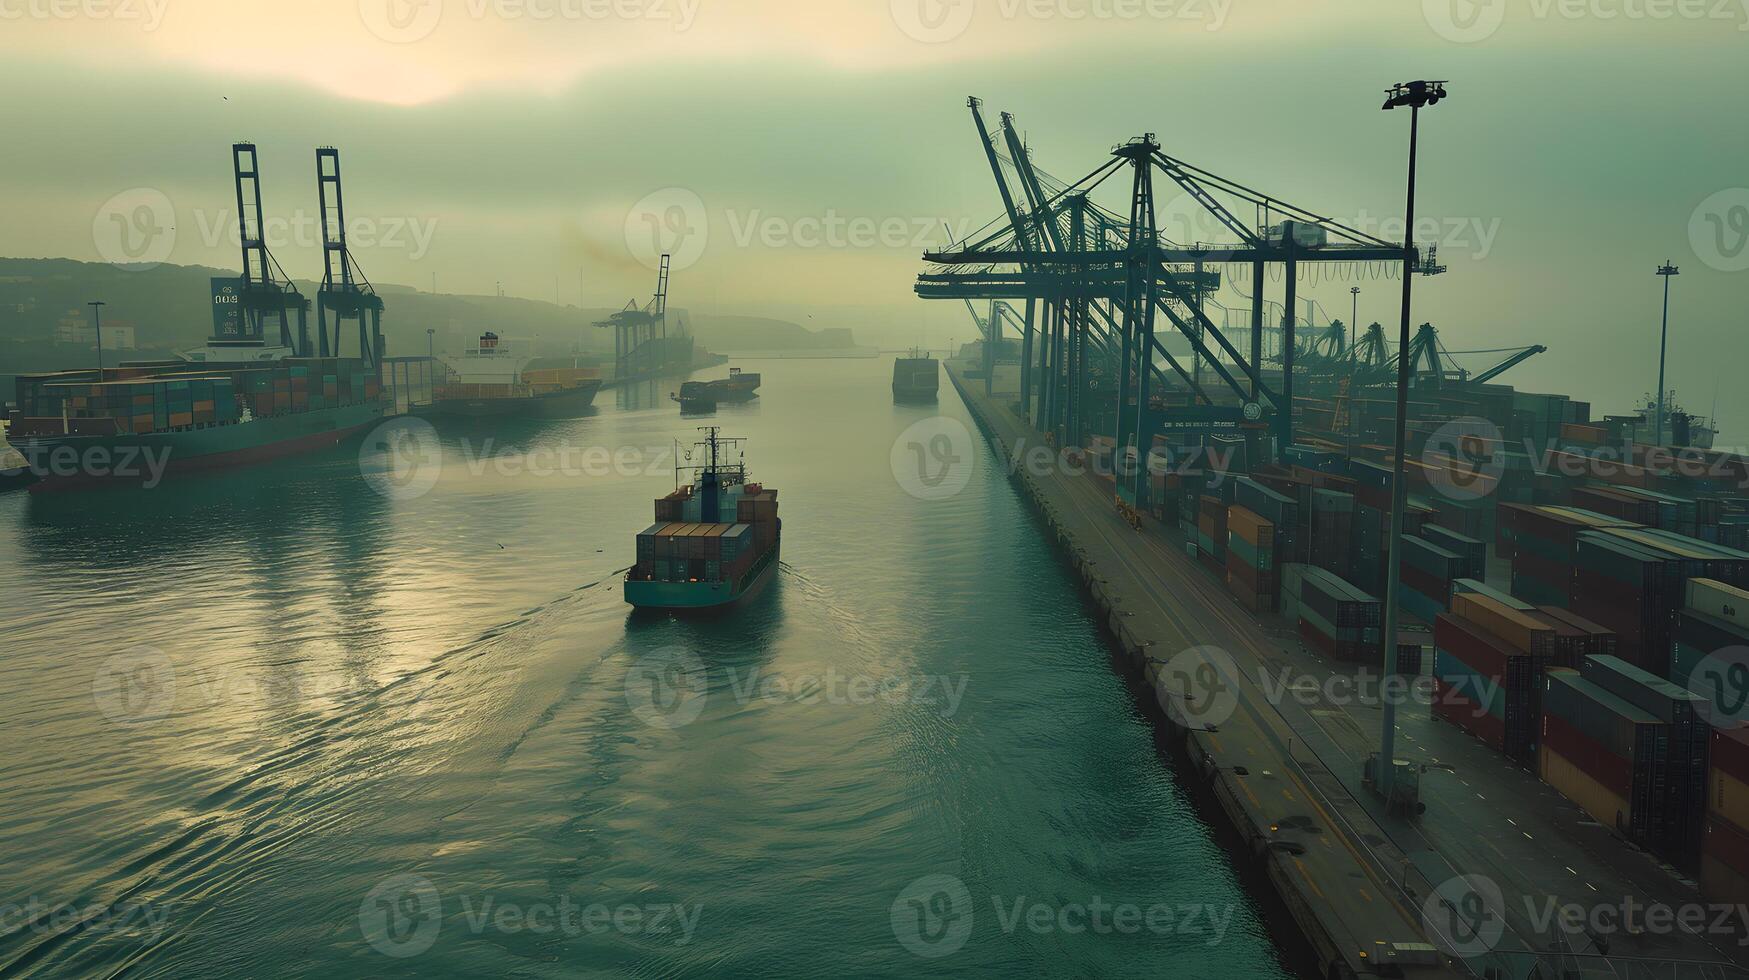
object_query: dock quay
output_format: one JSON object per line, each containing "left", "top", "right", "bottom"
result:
{"left": 945, "top": 363, "right": 1749, "bottom": 980}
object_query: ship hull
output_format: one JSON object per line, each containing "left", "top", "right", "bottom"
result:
{"left": 433, "top": 381, "right": 602, "bottom": 419}
{"left": 19, "top": 402, "right": 386, "bottom": 492}
{"left": 624, "top": 540, "right": 779, "bottom": 610}
{"left": 892, "top": 359, "right": 939, "bottom": 403}
{"left": 677, "top": 375, "right": 760, "bottom": 406}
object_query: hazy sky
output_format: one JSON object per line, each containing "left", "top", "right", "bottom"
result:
{"left": 0, "top": 0, "right": 1744, "bottom": 433}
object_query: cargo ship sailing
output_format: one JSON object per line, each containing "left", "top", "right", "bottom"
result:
{"left": 7, "top": 312, "right": 387, "bottom": 492}
{"left": 433, "top": 332, "right": 602, "bottom": 418}
{"left": 891, "top": 349, "right": 939, "bottom": 403}
{"left": 625, "top": 427, "right": 780, "bottom": 609}
{"left": 672, "top": 367, "right": 760, "bottom": 411}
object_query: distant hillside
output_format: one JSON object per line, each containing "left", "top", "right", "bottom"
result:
{"left": 685, "top": 314, "right": 856, "bottom": 352}
{"left": 0, "top": 257, "right": 850, "bottom": 376}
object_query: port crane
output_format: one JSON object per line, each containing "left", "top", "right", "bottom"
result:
{"left": 918, "top": 97, "right": 1416, "bottom": 508}
{"left": 230, "top": 143, "right": 311, "bottom": 354}
{"left": 595, "top": 253, "right": 674, "bottom": 381}
{"left": 314, "top": 147, "right": 385, "bottom": 366}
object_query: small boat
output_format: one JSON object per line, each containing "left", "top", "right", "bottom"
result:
{"left": 892, "top": 349, "right": 939, "bottom": 403}
{"left": 432, "top": 332, "right": 602, "bottom": 418}
{"left": 672, "top": 367, "right": 760, "bottom": 411}
{"left": 625, "top": 427, "right": 780, "bottom": 610}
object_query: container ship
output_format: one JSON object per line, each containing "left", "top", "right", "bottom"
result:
{"left": 625, "top": 427, "right": 780, "bottom": 609}
{"left": 433, "top": 332, "right": 602, "bottom": 418}
{"left": 892, "top": 350, "right": 939, "bottom": 403}
{"left": 8, "top": 336, "right": 386, "bottom": 492}
{"left": 672, "top": 367, "right": 760, "bottom": 411}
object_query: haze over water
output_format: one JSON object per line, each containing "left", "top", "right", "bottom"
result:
{"left": 0, "top": 358, "right": 1293, "bottom": 978}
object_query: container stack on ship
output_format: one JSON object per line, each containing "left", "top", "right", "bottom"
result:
{"left": 625, "top": 427, "right": 780, "bottom": 610}
{"left": 9, "top": 355, "right": 385, "bottom": 490}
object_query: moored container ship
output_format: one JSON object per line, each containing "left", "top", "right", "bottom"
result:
{"left": 672, "top": 367, "right": 760, "bottom": 411}
{"left": 433, "top": 332, "right": 602, "bottom": 418}
{"left": 625, "top": 427, "right": 780, "bottom": 609}
{"left": 891, "top": 349, "right": 939, "bottom": 403}
{"left": 9, "top": 353, "right": 386, "bottom": 491}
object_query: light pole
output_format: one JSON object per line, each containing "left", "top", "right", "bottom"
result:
{"left": 1654, "top": 261, "right": 1679, "bottom": 446}
{"left": 426, "top": 327, "right": 436, "bottom": 359}
{"left": 1377, "top": 79, "right": 1447, "bottom": 805}
{"left": 88, "top": 301, "right": 106, "bottom": 380}
{"left": 1350, "top": 286, "right": 1360, "bottom": 341}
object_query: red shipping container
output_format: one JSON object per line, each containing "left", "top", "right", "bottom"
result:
{"left": 1541, "top": 710, "right": 1633, "bottom": 800}
{"left": 1434, "top": 678, "right": 1506, "bottom": 751}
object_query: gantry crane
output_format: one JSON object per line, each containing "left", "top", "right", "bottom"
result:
{"left": 596, "top": 254, "right": 674, "bottom": 380}
{"left": 917, "top": 98, "right": 1418, "bottom": 508}
{"left": 230, "top": 143, "right": 311, "bottom": 354}
{"left": 315, "top": 147, "right": 385, "bottom": 365}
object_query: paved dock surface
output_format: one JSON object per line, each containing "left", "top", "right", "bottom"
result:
{"left": 948, "top": 366, "right": 1749, "bottom": 980}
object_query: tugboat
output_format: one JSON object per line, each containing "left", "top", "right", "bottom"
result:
{"left": 625, "top": 427, "right": 780, "bottom": 610}
{"left": 892, "top": 348, "right": 939, "bottom": 403}
{"left": 671, "top": 367, "right": 760, "bottom": 411}
{"left": 433, "top": 332, "right": 602, "bottom": 418}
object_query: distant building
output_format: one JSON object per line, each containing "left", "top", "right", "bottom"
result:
{"left": 54, "top": 309, "right": 136, "bottom": 349}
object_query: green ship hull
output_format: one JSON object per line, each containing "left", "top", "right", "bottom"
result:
{"left": 18, "top": 402, "right": 386, "bottom": 491}
{"left": 624, "top": 539, "right": 779, "bottom": 610}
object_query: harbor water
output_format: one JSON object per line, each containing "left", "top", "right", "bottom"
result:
{"left": 0, "top": 358, "right": 1295, "bottom": 978}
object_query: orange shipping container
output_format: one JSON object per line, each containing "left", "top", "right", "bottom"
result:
{"left": 1540, "top": 741, "right": 1630, "bottom": 832}
{"left": 1452, "top": 592, "right": 1553, "bottom": 654}
{"left": 1226, "top": 505, "right": 1274, "bottom": 547}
